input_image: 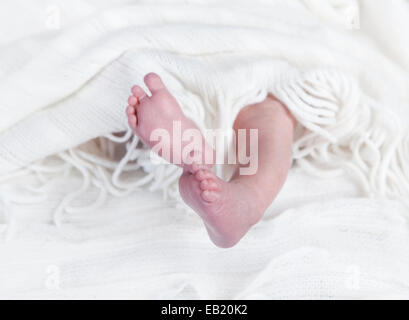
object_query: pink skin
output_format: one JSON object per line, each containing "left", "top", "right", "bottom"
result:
{"left": 126, "top": 73, "right": 214, "bottom": 173}
{"left": 127, "top": 73, "right": 296, "bottom": 248}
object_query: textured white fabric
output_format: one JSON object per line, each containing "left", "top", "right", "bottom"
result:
{"left": 1, "top": 169, "right": 409, "bottom": 299}
{"left": 1, "top": 0, "right": 409, "bottom": 205}
{"left": 0, "top": 0, "right": 409, "bottom": 299}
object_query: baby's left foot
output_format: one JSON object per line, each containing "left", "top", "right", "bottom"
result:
{"left": 179, "top": 167, "right": 264, "bottom": 248}
{"left": 126, "top": 73, "right": 214, "bottom": 172}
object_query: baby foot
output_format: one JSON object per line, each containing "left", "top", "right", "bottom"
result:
{"left": 126, "top": 73, "right": 214, "bottom": 172}
{"left": 179, "top": 167, "right": 264, "bottom": 248}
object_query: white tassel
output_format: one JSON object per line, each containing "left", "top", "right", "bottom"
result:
{"left": 2, "top": 68, "right": 409, "bottom": 235}
{"left": 282, "top": 69, "right": 409, "bottom": 200}
{"left": 0, "top": 191, "right": 17, "bottom": 241}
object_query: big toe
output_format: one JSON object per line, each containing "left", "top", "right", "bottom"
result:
{"left": 144, "top": 73, "right": 166, "bottom": 93}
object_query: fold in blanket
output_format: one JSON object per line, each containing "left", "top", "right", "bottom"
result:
{"left": 0, "top": 0, "right": 408, "bottom": 223}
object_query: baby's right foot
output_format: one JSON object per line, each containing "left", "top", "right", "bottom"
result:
{"left": 179, "top": 167, "right": 264, "bottom": 248}
{"left": 126, "top": 73, "right": 214, "bottom": 172}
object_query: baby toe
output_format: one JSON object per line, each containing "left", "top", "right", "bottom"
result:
{"left": 128, "top": 95, "right": 138, "bottom": 106}
{"left": 128, "top": 114, "right": 138, "bottom": 129}
{"left": 201, "top": 190, "right": 219, "bottom": 203}
{"left": 195, "top": 170, "right": 207, "bottom": 181}
{"left": 199, "top": 178, "right": 219, "bottom": 191}
{"left": 200, "top": 179, "right": 210, "bottom": 190}
{"left": 126, "top": 105, "right": 135, "bottom": 116}
{"left": 191, "top": 163, "right": 204, "bottom": 173}
{"left": 207, "top": 180, "right": 219, "bottom": 191}
{"left": 195, "top": 167, "right": 214, "bottom": 178}
{"left": 203, "top": 170, "right": 215, "bottom": 179}
{"left": 131, "top": 85, "right": 148, "bottom": 101}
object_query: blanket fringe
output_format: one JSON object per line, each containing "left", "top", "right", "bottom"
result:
{"left": 274, "top": 70, "right": 409, "bottom": 206}
{"left": 0, "top": 69, "right": 408, "bottom": 235}
{"left": 51, "top": 130, "right": 182, "bottom": 228}
{"left": 0, "top": 190, "right": 17, "bottom": 241}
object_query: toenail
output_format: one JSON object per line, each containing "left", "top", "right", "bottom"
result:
{"left": 128, "top": 96, "right": 137, "bottom": 105}
{"left": 131, "top": 85, "right": 140, "bottom": 94}
{"left": 200, "top": 180, "right": 209, "bottom": 190}
{"left": 196, "top": 170, "right": 204, "bottom": 179}
{"left": 132, "top": 86, "right": 146, "bottom": 98}
{"left": 126, "top": 106, "right": 135, "bottom": 114}
{"left": 144, "top": 73, "right": 161, "bottom": 86}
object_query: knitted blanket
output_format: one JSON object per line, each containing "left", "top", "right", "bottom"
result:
{"left": 0, "top": 0, "right": 409, "bottom": 299}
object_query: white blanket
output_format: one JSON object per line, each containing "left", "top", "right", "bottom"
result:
{"left": 1, "top": 0, "right": 409, "bottom": 299}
